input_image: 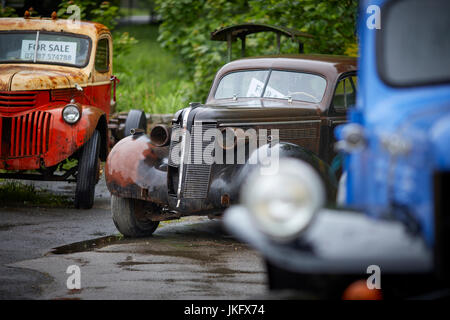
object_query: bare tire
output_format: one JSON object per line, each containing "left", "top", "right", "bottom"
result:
{"left": 111, "top": 195, "right": 159, "bottom": 237}
{"left": 75, "top": 130, "right": 101, "bottom": 209}
{"left": 124, "top": 109, "right": 147, "bottom": 137}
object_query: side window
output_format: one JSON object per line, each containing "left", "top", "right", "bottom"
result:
{"left": 332, "top": 76, "right": 357, "bottom": 113}
{"left": 95, "top": 38, "right": 109, "bottom": 72}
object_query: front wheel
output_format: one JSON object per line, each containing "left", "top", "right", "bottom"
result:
{"left": 74, "top": 130, "right": 101, "bottom": 209}
{"left": 111, "top": 195, "right": 160, "bottom": 237}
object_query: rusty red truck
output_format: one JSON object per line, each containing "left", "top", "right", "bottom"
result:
{"left": 0, "top": 16, "right": 146, "bottom": 208}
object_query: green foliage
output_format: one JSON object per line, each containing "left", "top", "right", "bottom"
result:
{"left": 156, "top": 0, "right": 358, "bottom": 102}
{"left": 113, "top": 31, "right": 138, "bottom": 58}
{"left": 57, "top": 1, "right": 137, "bottom": 63}
{"left": 0, "top": 181, "right": 72, "bottom": 207}
{"left": 57, "top": 0, "right": 120, "bottom": 30}
{"left": 0, "top": 5, "right": 17, "bottom": 17}
{"left": 114, "top": 25, "right": 192, "bottom": 114}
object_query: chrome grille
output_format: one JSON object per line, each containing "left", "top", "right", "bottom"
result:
{"left": 183, "top": 123, "right": 216, "bottom": 199}
{"left": 168, "top": 123, "right": 181, "bottom": 166}
{"left": 279, "top": 126, "right": 317, "bottom": 140}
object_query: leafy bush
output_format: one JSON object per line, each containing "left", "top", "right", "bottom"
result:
{"left": 0, "top": 5, "right": 17, "bottom": 17}
{"left": 57, "top": 0, "right": 135, "bottom": 60}
{"left": 57, "top": 0, "right": 120, "bottom": 30}
{"left": 156, "top": 0, "right": 358, "bottom": 102}
{"left": 55, "top": 1, "right": 186, "bottom": 114}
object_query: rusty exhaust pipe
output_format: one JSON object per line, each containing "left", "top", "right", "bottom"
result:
{"left": 150, "top": 124, "right": 171, "bottom": 147}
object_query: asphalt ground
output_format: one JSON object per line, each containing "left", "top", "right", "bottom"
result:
{"left": 0, "top": 177, "right": 266, "bottom": 299}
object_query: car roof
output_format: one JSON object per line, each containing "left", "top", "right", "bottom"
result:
{"left": 217, "top": 54, "right": 357, "bottom": 78}
{"left": 0, "top": 18, "right": 110, "bottom": 39}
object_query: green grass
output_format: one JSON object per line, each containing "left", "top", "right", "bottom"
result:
{"left": 0, "top": 181, "right": 72, "bottom": 208}
{"left": 114, "top": 25, "right": 193, "bottom": 114}
{"left": 119, "top": 7, "right": 150, "bottom": 16}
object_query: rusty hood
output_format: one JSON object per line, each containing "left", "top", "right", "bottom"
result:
{"left": 0, "top": 64, "right": 89, "bottom": 91}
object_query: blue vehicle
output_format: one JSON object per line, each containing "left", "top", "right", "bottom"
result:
{"left": 224, "top": 0, "right": 450, "bottom": 299}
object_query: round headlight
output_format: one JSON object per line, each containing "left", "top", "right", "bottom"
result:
{"left": 217, "top": 127, "right": 236, "bottom": 150}
{"left": 62, "top": 104, "right": 81, "bottom": 124}
{"left": 241, "top": 158, "right": 325, "bottom": 242}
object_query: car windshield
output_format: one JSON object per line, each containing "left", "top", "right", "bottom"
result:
{"left": 215, "top": 69, "right": 326, "bottom": 103}
{"left": 378, "top": 0, "right": 450, "bottom": 86}
{"left": 0, "top": 31, "right": 91, "bottom": 67}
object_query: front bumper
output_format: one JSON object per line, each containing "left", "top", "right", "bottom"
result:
{"left": 224, "top": 206, "right": 432, "bottom": 275}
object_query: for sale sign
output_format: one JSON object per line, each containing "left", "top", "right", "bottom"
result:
{"left": 20, "top": 40, "right": 77, "bottom": 64}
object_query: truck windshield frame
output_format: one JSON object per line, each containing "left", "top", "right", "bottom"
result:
{"left": 377, "top": 0, "right": 450, "bottom": 87}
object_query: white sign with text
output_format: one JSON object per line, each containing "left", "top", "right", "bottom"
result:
{"left": 246, "top": 78, "right": 284, "bottom": 99}
{"left": 21, "top": 40, "right": 77, "bottom": 64}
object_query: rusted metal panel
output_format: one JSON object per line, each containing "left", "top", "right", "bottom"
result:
{"left": 0, "top": 104, "right": 105, "bottom": 170}
{"left": 0, "top": 18, "right": 114, "bottom": 175}
{"left": 0, "top": 18, "right": 109, "bottom": 40}
{"left": 105, "top": 134, "right": 169, "bottom": 205}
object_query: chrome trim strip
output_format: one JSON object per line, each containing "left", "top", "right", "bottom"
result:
{"left": 176, "top": 107, "right": 191, "bottom": 207}
{"left": 329, "top": 120, "right": 347, "bottom": 125}
{"left": 218, "top": 120, "right": 321, "bottom": 127}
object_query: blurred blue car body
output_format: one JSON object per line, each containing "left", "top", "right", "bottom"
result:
{"left": 224, "top": 0, "right": 450, "bottom": 299}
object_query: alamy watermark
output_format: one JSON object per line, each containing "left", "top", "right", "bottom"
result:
{"left": 367, "top": 264, "right": 381, "bottom": 289}
{"left": 66, "top": 265, "right": 81, "bottom": 290}
{"left": 366, "top": 5, "right": 381, "bottom": 30}
{"left": 64, "top": 5, "right": 81, "bottom": 29}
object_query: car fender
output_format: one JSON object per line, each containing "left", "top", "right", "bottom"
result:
{"left": 224, "top": 205, "right": 432, "bottom": 275}
{"left": 33, "top": 104, "right": 106, "bottom": 167}
{"left": 77, "top": 105, "right": 108, "bottom": 161}
{"left": 105, "top": 133, "right": 169, "bottom": 205}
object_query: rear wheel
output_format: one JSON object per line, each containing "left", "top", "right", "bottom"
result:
{"left": 75, "top": 130, "right": 101, "bottom": 209}
{"left": 111, "top": 195, "right": 160, "bottom": 237}
{"left": 124, "top": 109, "right": 147, "bottom": 137}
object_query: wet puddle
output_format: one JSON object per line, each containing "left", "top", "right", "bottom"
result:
{"left": 50, "top": 235, "right": 127, "bottom": 255}
{"left": 0, "top": 222, "right": 36, "bottom": 231}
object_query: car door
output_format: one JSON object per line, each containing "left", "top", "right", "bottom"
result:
{"left": 320, "top": 72, "right": 357, "bottom": 166}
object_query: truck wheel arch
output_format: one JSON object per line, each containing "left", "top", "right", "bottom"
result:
{"left": 95, "top": 114, "right": 108, "bottom": 161}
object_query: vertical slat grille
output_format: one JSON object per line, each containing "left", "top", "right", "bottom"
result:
{"left": 3, "top": 111, "right": 52, "bottom": 157}
{"left": 183, "top": 123, "right": 216, "bottom": 199}
{"left": 168, "top": 123, "right": 181, "bottom": 167}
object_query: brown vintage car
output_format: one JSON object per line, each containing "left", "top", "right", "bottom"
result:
{"left": 105, "top": 51, "right": 357, "bottom": 237}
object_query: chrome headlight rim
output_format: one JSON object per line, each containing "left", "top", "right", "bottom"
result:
{"left": 242, "top": 158, "right": 326, "bottom": 242}
{"left": 62, "top": 104, "right": 81, "bottom": 124}
{"left": 217, "top": 127, "right": 237, "bottom": 150}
